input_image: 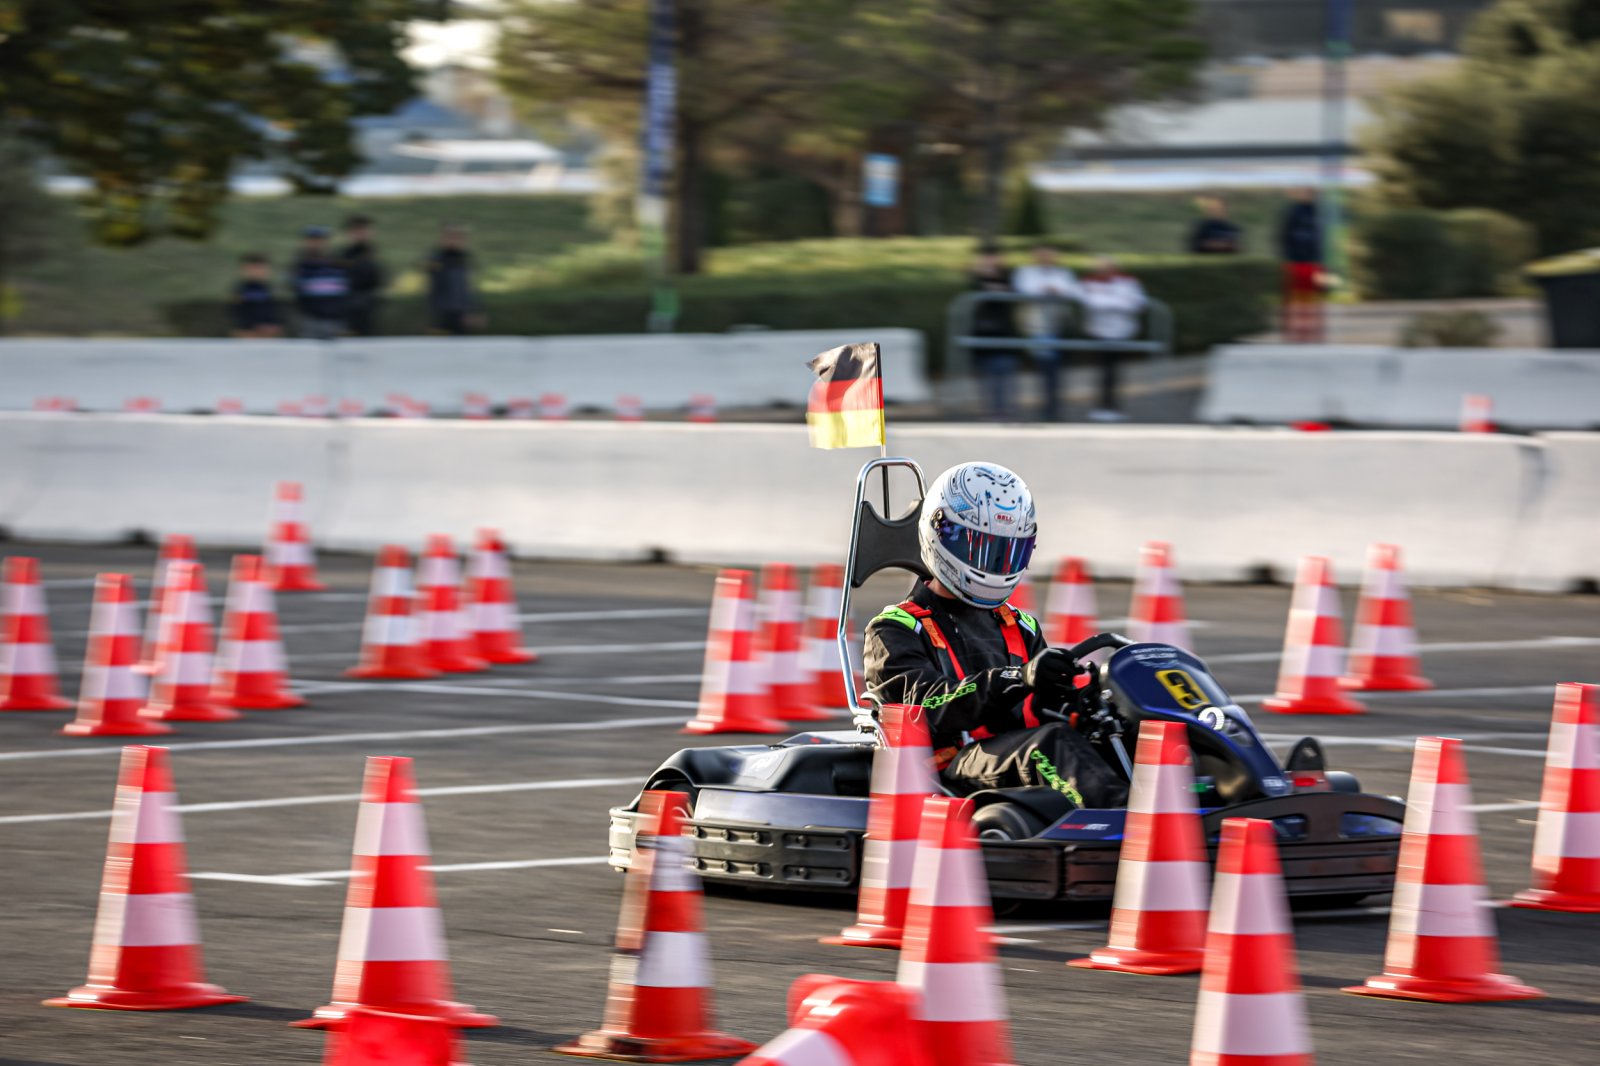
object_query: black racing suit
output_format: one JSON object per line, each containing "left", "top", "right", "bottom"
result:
{"left": 863, "top": 580, "right": 1127, "bottom": 807}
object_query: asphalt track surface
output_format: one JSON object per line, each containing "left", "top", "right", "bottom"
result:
{"left": 2, "top": 544, "right": 1596, "bottom": 1066}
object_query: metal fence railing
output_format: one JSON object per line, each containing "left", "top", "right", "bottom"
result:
{"left": 943, "top": 290, "right": 1174, "bottom": 387}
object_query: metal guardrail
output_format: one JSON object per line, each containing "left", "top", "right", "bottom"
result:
{"left": 944, "top": 290, "right": 1174, "bottom": 387}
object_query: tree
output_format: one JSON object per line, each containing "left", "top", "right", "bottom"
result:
{"left": 1364, "top": 0, "right": 1600, "bottom": 254}
{"left": 0, "top": 0, "right": 436, "bottom": 245}
{"left": 0, "top": 140, "right": 58, "bottom": 334}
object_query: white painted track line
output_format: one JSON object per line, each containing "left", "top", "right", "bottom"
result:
{"left": 192, "top": 855, "right": 612, "bottom": 887}
{"left": 1207, "top": 635, "right": 1600, "bottom": 665}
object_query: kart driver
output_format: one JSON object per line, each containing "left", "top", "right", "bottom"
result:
{"left": 863, "top": 461, "right": 1128, "bottom": 808}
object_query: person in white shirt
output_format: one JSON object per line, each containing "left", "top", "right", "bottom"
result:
{"left": 1078, "top": 257, "right": 1149, "bottom": 421}
{"left": 1010, "top": 244, "right": 1080, "bottom": 421}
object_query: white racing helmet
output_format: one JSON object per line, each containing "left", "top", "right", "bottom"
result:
{"left": 917, "top": 462, "right": 1038, "bottom": 608}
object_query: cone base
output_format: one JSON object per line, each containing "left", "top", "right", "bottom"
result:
{"left": 1261, "top": 694, "right": 1365, "bottom": 715}
{"left": 478, "top": 646, "right": 538, "bottom": 664}
{"left": 430, "top": 656, "right": 489, "bottom": 674}
{"left": 820, "top": 925, "right": 904, "bottom": 949}
{"left": 681, "top": 718, "right": 789, "bottom": 735}
{"left": 0, "top": 696, "right": 74, "bottom": 712}
{"left": 293, "top": 1002, "right": 498, "bottom": 1030}
{"left": 346, "top": 662, "right": 439, "bottom": 680}
{"left": 140, "top": 703, "right": 243, "bottom": 722}
{"left": 1068, "top": 946, "right": 1205, "bottom": 975}
{"left": 220, "top": 691, "right": 307, "bottom": 710}
{"left": 1341, "top": 674, "right": 1433, "bottom": 692}
{"left": 44, "top": 984, "right": 246, "bottom": 1011}
{"left": 1342, "top": 973, "right": 1544, "bottom": 1003}
{"left": 61, "top": 718, "right": 174, "bottom": 737}
{"left": 554, "top": 1029, "right": 759, "bottom": 1063}
{"left": 1510, "top": 888, "right": 1600, "bottom": 913}
{"left": 274, "top": 577, "right": 327, "bottom": 592}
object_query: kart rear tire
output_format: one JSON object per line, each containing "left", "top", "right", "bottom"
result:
{"left": 972, "top": 801, "right": 1047, "bottom": 842}
{"left": 1326, "top": 770, "right": 1362, "bottom": 794}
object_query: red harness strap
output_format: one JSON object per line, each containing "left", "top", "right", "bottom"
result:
{"left": 898, "top": 600, "right": 1039, "bottom": 739}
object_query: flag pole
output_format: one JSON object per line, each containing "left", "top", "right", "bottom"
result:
{"left": 879, "top": 362, "right": 890, "bottom": 514}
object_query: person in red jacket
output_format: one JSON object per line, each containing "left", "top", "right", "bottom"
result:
{"left": 862, "top": 461, "right": 1127, "bottom": 807}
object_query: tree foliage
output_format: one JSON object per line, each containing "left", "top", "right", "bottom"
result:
{"left": 0, "top": 140, "right": 59, "bottom": 332}
{"left": 0, "top": 0, "right": 435, "bottom": 245}
{"left": 1364, "top": 0, "right": 1600, "bottom": 254}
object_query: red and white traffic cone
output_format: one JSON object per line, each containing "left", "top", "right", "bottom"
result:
{"left": 1071, "top": 720, "right": 1208, "bottom": 975}
{"left": 324, "top": 1007, "right": 465, "bottom": 1066}
{"left": 139, "top": 561, "right": 239, "bottom": 723}
{"left": 739, "top": 977, "right": 933, "bottom": 1066}
{"left": 348, "top": 546, "right": 438, "bottom": 680}
{"left": 688, "top": 394, "right": 717, "bottom": 423}
{"left": 1342, "top": 543, "right": 1432, "bottom": 692}
{"left": 417, "top": 535, "right": 487, "bottom": 674}
{"left": 506, "top": 397, "right": 535, "bottom": 420}
{"left": 1263, "top": 556, "right": 1364, "bottom": 715}
{"left": 683, "top": 570, "right": 786, "bottom": 735}
{"left": 558, "top": 790, "right": 756, "bottom": 1061}
{"left": 800, "top": 563, "right": 851, "bottom": 715}
{"left": 212, "top": 554, "right": 304, "bottom": 710}
{"left": 1128, "top": 541, "right": 1193, "bottom": 652}
{"left": 1044, "top": 557, "right": 1100, "bottom": 647}
{"left": 0, "top": 556, "right": 73, "bottom": 711}
{"left": 265, "top": 481, "right": 325, "bottom": 592}
{"left": 303, "top": 395, "right": 331, "bottom": 419}
{"left": 1007, "top": 572, "right": 1036, "bottom": 616}
{"left": 539, "top": 393, "right": 569, "bottom": 420}
{"left": 278, "top": 400, "right": 305, "bottom": 417}
{"left": 1460, "top": 393, "right": 1495, "bottom": 433}
{"left": 896, "top": 796, "right": 1012, "bottom": 1066}
{"left": 1189, "top": 818, "right": 1313, "bottom": 1066}
{"left": 63, "top": 575, "right": 170, "bottom": 737}
{"left": 215, "top": 398, "right": 244, "bottom": 416}
{"left": 615, "top": 394, "right": 645, "bottom": 422}
{"left": 44, "top": 746, "right": 246, "bottom": 1011}
{"left": 462, "top": 392, "right": 492, "bottom": 420}
{"left": 1345, "top": 736, "right": 1543, "bottom": 1003}
{"left": 138, "top": 534, "right": 198, "bottom": 674}
{"left": 337, "top": 398, "right": 366, "bottom": 419}
{"left": 1512, "top": 683, "right": 1600, "bottom": 912}
{"left": 758, "top": 563, "right": 826, "bottom": 722}
{"left": 467, "top": 530, "right": 537, "bottom": 665}
{"left": 823, "top": 704, "right": 939, "bottom": 949}
{"left": 296, "top": 756, "right": 496, "bottom": 1029}
{"left": 124, "top": 396, "right": 161, "bottom": 414}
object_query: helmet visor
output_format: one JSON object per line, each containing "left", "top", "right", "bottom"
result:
{"left": 935, "top": 516, "right": 1036, "bottom": 577}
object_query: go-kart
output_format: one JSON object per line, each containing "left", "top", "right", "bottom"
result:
{"left": 609, "top": 458, "right": 1404, "bottom": 905}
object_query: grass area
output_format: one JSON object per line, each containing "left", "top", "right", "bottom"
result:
{"left": 1042, "top": 190, "right": 1290, "bottom": 257}
{"left": 10, "top": 195, "right": 603, "bottom": 335}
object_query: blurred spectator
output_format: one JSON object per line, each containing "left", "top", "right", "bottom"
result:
{"left": 1011, "top": 243, "right": 1080, "bottom": 422}
{"left": 968, "top": 245, "right": 1020, "bottom": 421}
{"left": 1279, "top": 187, "right": 1325, "bottom": 342}
{"left": 288, "top": 225, "right": 350, "bottom": 340}
{"left": 338, "top": 214, "right": 385, "bottom": 336}
{"left": 1188, "top": 196, "right": 1242, "bottom": 254}
{"left": 1078, "top": 257, "right": 1148, "bottom": 422}
{"left": 426, "top": 224, "right": 481, "bottom": 335}
{"left": 228, "top": 254, "right": 283, "bottom": 338}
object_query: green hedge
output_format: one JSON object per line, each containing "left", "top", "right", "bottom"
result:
{"left": 1353, "top": 206, "right": 1533, "bottom": 300}
{"left": 164, "top": 247, "right": 1279, "bottom": 373}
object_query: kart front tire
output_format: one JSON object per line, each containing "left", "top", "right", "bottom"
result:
{"left": 972, "top": 801, "right": 1046, "bottom": 842}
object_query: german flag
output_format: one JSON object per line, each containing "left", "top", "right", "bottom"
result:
{"left": 806, "top": 342, "right": 885, "bottom": 449}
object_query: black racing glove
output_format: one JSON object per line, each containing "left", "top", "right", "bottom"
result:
{"left": 1022, "top": 647, "right": 1082, "bottom": 712}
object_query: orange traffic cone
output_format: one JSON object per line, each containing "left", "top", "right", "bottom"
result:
{"left": 759, "top": 563, "right": 826, "bottom": 722}
{"left": 348, "top": 546, "right": 438, "bottom": 680}
{"left": 683, "top": 570, "right": 786, "bottom": 735}
{"left": 212, "top": 554, "right": 304, "bottom": 710}
{"left": 297, "top": 756, "right": 496, "bottom": 1029}
{"left": 1345, "top": 737, "right": 1543, "bottom": 1002}
{"left": 1007, "top": 572, "right": 1036, "bottom": 616}
{"left": 0, "top": 556, "right": 73, "bottom": 711}
{"left": 1189, "top": 818, "right": 1313, "bottom": 1066}
{"left": 63, "top": 574, "right": 170, "bottom": 737}
{"left": 265, "top": 481, "right": 326, "bottom": 592}
{"left": 139, "top": 561, "right": 239, "bottom": 722}
{"left": 467, "top": 530, "right": 537, "bottom": 664}
{"left": 1512, "top": 683, "right": 1600, "bottom": 912}
{"left": 823, "top": 704, "right": 939, "bottom": 949}
{"left": 1459, "top": 393, "right": 1495, "bottom": 433}
{"left": 1128, "top": 541, "right": 1193, "bottom": 651}
{"left": 800, "top": 563, "right": 850, "bottom": 715}
{"left": 1071, "top": 720, "right": 1208, "bottom": 975}
{"left": 687, "top": 394, "right": 716, "bottom": 423}
{"left": 138, "top": 533, "right": 197, "bottom": 673}
{"left": 44, "top": 746, "right": 246, "bottom": 1011}
{"left": 615, "top": 394, "right": 645, "bottom": 422}
{"left": 1263, "top": 556, "right": 1365, "bottom": 715}
{"left": 417, "top": 535, "right": 487, "bottom": 674}
{"left": 540, "top": 393, "right": 569, "bottom": 420}
{"left": 896, "top": 796, "right": 1013, "bottom": 1066}
{"left": 739, "top": 977, "right": 932, "bottom": 1066}
{"left": 324, "top": 1007, "right": 466, "bottom": 1066}
{"left": 1044, "top": 557, "right": 1100, "bottom": 646}
{"left": 558, "top": 790, "right": 757, "bottom": 1061}
{"left": 1342, "top": 543, "right": 1432, "bottom": 692}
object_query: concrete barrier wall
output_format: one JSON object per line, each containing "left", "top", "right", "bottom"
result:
{"left": 1, "top": 414, "right": 1590, "bottom": 590}
{"left": 1201, "top": 345, "right": 1600, "bottom": 429}
{"left": 0, "top": 330, "right": 931, "bottom": 414}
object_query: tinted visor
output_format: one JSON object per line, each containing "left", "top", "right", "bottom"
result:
{"left": 935, "top": 514, "right": 1036, "bottom": 577}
